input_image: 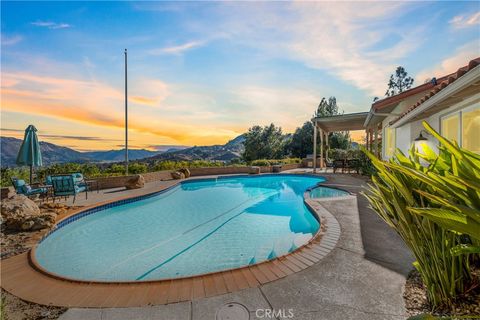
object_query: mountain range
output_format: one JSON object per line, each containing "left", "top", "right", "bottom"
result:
{"left": 0, "top": 135, "right": 245, "bottom": 167}
{"left": 147, "top": 135, "right": 245, "bottom": 162}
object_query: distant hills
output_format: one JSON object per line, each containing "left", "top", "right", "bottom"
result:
{"left": 1, "top": 137, "right": 90, "bottom": 166}
{"left": 147, "top": 134, "right": 245, "bottom": 162}
{"left": 0, "top": 135, "right": 245, "bottom": 167}
{"left": 82, "top": 149, "right": 163, "bottom": 162}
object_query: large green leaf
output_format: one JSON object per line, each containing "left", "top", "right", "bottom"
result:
{"left": 451, "top": 244, "right": 480, "bottom": 256}
{"left": 408, "top": 207, "right": 480, "bottom": 241}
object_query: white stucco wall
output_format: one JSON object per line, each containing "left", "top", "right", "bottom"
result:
{"left": 386, "top": 92, "right": 480, "bottom": 157}
{"left": 381, "top": 92, "right": 433, "bottom": 159}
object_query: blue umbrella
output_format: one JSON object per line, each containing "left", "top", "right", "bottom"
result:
{"left": 16, "top": 125, "right": 43, "bottom": 183}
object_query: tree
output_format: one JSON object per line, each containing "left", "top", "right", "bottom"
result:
{"left": 385, "top": 66, "right": 414, "bottom": 97}
{"left": 289, "top": 121, "right": 314, "bottom": 158}
{"left": 243, "top": 124, "right": 285, "bottom": 161}
{"left": 314, "top": 96, "right": 351, "bottom": 149}
{"left": 316, "top": 97, "right": 339, "bottom": 117}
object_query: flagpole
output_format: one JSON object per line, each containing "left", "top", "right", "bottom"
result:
{"left": 124, "top": 48, "right": 129, "bottom": 176}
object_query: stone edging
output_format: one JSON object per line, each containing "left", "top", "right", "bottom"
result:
{"left": 1, "top": 174, "right": 344, "bottom": 307}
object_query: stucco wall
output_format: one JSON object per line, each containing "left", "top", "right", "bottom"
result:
{"left": 386, "top": 91, "right": 480, "bottom": 157}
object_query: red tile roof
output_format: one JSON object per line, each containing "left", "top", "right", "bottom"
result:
{"left": 389, "top": 57, "right": 480, "bottom": 125}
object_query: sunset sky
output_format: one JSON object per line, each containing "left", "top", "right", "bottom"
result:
{"left": 1, "top": 1, "right": 479, "bottom": 151}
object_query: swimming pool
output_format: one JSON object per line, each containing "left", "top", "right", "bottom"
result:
{"left": 34, "top": 175, "right": 342, "bottom": 282}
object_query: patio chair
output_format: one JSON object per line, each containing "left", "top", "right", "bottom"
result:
{"left": 45, "top": 175, "right": 53, "bottom": 187}
{"left": 346, "top": 159, "right": 360, "bottom": 174}
{"left": 71, "top": 172, "right": 88, "bottom": 188}
{"left": 332, "top": 159, "right": 345, "bottom": 173}
{"left": 11, "top": 177, "right": 48, "bottom": 199}
{"left": 51, "top": 174, "right": 88, "bottom": 203}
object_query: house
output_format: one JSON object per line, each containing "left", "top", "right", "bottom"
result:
{"left": 311, "top": 57, "right": 480, "bottom": 170}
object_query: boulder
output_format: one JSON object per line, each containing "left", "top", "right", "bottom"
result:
{"left": 171, "top": 171, "right": 185, "bottom": 180}
{"left": 178, "top": 168, "right": 191, "bottom": 178}
{"left": 39, "top": 202, "right": 69, "bottom": 215}
{"left": 125, "top": 174, "right": 145, "bottom": 189}
{"left": 1, "top": 195, "right": 56, "bottom": 231}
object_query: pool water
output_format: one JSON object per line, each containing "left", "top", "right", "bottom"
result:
{"left": 310, "top": 186, "right": 349, "bottom": 198}
{"left": 35, "top": 175, "right": 341, "bottom": 282}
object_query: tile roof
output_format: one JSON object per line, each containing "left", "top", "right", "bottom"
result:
{"left": 389, "top": 57, "right": 480, "bottom": 125}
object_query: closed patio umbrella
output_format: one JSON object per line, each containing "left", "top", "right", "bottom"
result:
{"left": 16, "top": 125, "right": 43, "bottom": 183}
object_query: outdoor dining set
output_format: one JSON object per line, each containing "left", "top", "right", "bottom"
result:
{"left": 327, "top": 158, "right": 360, "bottom": 174}
{"left": 11, "top": 173, "right": 96, "bottom": 203}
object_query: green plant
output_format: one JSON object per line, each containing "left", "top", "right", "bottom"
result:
{"left": 358, "top": 151, "right": 376, "bottom": 176}
{"left": 362, "top": 121, "right": 479, "bottom": 307}
{"left": 328, "top": 148, "right": 347, "bottom": 160}
{"left": 250, "top": 159, "right": 271, "bottom": 166}
{"left": 128, "top": 162, "right": 148, "bottom": 174}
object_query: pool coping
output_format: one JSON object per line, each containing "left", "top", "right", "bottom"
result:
{"left": 1, "top": 173, "right": 346, "bottom": 308}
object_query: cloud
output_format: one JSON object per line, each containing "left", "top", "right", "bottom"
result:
{"left": 1, "top": 70, "right": 240, "bottom": 144}
{"left": 148, "top": 40, "right": 205, "bottom": 55}
{"left": 230, "top": 85, "right": 321, "bottom": 131}
{"left": 416, "top": 41, "right": 480, "bottom": 82}
{"left": 146, "top": 145, "right": 190, "bottom": 151}
{"left": 130, "top": 96, "right": 157, "bottom": 105}
{"left": 449, "top": 11, "right": 480, "bottom": 29}
{"left": 31, "top": 21, "right": 71, "bottom": 29}
{"left": 208, "top": 2, "right": 422, "bottom": 97}
{"left": 1, "top": 34, "right": 22, "bottom": 46}
{"left": 1, "top": 128, "right": 121, "bottom": 141}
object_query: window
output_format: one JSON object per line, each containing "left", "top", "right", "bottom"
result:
{"left": 440, "top": 104, "right": 479, "bottom": 153}
{"left": 441, "top": 113, "right": 460, "bottom": 144}
{"left": 462, "top": 106, "right": 480, "bottom": 153}
{"left": 385, "top": 127, "right": 396, "bottom": 157}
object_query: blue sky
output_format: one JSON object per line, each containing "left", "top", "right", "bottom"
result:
{"left": 1, "top": 1, "right": 479, "bottom": 150}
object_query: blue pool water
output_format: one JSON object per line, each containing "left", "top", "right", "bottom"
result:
{"left": 35, "top": 175, "right": 341, "bottom": 282}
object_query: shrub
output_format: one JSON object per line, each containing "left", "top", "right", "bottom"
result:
{"left": 278, "top": 158, "right": 301, "bottom": 164}
{"left": 363, "top": 121, "right": 479, "bottom": 307}
{"left": 128, "top": 162, "right": 148, "bottom": 174}
{"left": 251, "top": 159, "right": 271, "bottom": 166}
{"left": 358, "top": 152, "right": 376, "bottom": 176}
{"left": 0, "top": 167, "right": 30, "bottom": 187}
{"left": 328, "top": 149, "right": 348, "bottom": 160}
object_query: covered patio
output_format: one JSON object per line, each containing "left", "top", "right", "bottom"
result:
{"left": 311, "top": 112, "right": 382, "bottom": 172}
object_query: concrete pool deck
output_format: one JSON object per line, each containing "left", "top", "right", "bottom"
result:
{"left": 2, "top": 173, "right": 414, "bottom": 319}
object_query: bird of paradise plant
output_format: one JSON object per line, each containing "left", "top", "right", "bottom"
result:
{"left": 362, "top": 121, "right": 479, "bottom": 307}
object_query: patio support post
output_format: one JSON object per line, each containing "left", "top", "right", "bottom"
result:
{"left": 320, "top": 127, "right": 324, "bottom": 169}
{"left": 313, "top": 121, "right": 317, "bottom": 173}
{"left": 325, "top": 131, "right": 329, "bottom": 166}
{"left": 370, "top": 128, "right": 374, "bottom": 152}
{"left": 367, "top": 128, "right": 372, "bottom": 152}
{"left": 365, "top": 129, "right": 369, "bottom": 150}
{"left": 374, "top": 126, "right": 379, "bottom": 157}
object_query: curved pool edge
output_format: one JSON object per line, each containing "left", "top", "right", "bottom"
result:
{"left": 2, "top": 174, "right": 344, "bottom": 307}
{"left": 29, "top": 173, "right": 337, "bottom": 285}
{"left": 29, "top": 174, "right": 341, "bottom": 283}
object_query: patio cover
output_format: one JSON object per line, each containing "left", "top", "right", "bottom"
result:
{"left": 313, "top": 112, "right": 369, "bottom": 132}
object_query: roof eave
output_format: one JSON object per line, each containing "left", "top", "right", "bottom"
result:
{"left": 391, "top": 65, "right": 480, "bottom": 128}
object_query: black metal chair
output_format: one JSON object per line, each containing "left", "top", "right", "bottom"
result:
{"left": 332, "top": 159, "right": 345, "bottom": 173}
{"left": 346, "top": 159, "right": 360, "bottom": 174}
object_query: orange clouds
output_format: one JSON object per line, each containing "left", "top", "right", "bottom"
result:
{"left": 130, "top": 96, "right": 158, "bottom": 105}
{"left": 1, "top": 71, "right": 240, "bottom": 146}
